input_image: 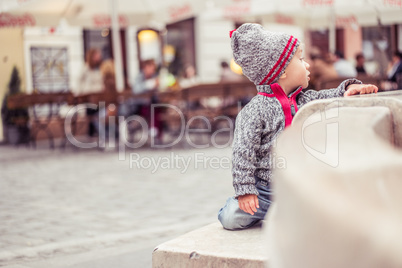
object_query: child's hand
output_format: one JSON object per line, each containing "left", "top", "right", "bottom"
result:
{"left": 238, "top": 194, "right": 259, "bottom": 215}
{"left": 344, "top": 84, "right": 378, "bottom": 97}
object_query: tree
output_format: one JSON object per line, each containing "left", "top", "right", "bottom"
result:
{"left": 8, "top": 66, "right": 22, "bottom": 95}
{"left": 1, "top": 66, "right": 29, "bottom": 144}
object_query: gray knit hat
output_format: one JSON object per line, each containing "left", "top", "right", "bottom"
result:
{"left": 230, "top": 23, "right": 300, "bottom": 85}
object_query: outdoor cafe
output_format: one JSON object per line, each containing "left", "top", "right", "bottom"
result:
{"left": 5, "top": 80, "right": 258, "bottom": 149}
{"left": 6, "top": 70, "right": 394, "bottom": 150}
{"left": 1, "top": 0, "right": 402, "bottom": 148}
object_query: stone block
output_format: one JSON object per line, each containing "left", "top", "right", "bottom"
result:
{"left": 266, "top": 91, "right": 402, "bottom": 268}
{"left": 152, "top": 222, "right": 266, "bottom": 268}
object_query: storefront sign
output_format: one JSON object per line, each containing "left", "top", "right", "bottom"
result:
{"left": 302, "top": 0, "right": 334, "bottom": 6}
{"left": 274, "top": 14, "right": 295, "bottom": 25}
{"left": 169, "top": 4, "right": 193, "bottom": 22}
{"left": 223, "top": 1, "right": 251, "bottom": 20}
{"left": 336, "top": 15, "right": 358, "bottom": 27}
{"left": 0, "top": 13, "right": 35, "bottom": 27}
{"left": 92, "top": 14, "right": 128, "bottom": 28}
{"left": 383, "top": 0, "right": 402, "bottom": 7}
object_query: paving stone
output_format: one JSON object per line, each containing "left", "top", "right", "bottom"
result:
{"left": 0, "top": 144, "right": 233, "bottom": 266}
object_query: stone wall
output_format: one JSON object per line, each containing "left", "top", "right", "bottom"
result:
{"left": 266, "top": 91, "right": 402, "bottom": 268}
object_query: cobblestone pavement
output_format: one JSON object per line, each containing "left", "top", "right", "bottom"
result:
{"left": 0, "top": 143, "right": 234, "bottom": 267}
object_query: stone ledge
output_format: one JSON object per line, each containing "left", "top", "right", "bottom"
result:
{"left": 152, "top": 222, "right": 267, "bottom": 268}
{"left": 267, "top": 91, "right": 402, "bottom": 268}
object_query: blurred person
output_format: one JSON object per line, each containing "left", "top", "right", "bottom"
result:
{"left": 387, "top": 51, "right": 402, "bottom": 86}
{"left": 220, "top": 60, "right": 243, "bottom": 82}
{"left": 119, "top": 60, "right": 156, "bottom": 118}
{"left": 77, "top": 48, "right": 104, "bottom": 95}
{"left": 177, "top": 64, "right": 204, "bottom": 110}
{"left": 131, "top": 59, "right": 163, "bottom": 143}
{"left": 373, "top": 38, "right": 390, "bottom": 77}
{"left": 218, "top": 23, "right": 378, "bottom": 231}
{"left": 96, "top": 59, "right": 118, "bottom": 148}
{"left": 158, "top": 66, "right": 178, "bottom": 91}
{"left": 355, "top": 53, "right": 367, "bottom": 75}
{"left": 133, "top": 59, "right": 159, "bottom": 94}
{"left": 308, "top": 47, "right": 338, "bottom": 90}
{"left": 100, "top": 59, "right": 116, "bottom": 92}
{"left": 179, "top": 64, "right": 200, "bottom": 88}
{"left": 333, "top": 51, "right": 357, "bottom": 78}
{"left": 77, "top": 48, "right": 104, "bottom": 137}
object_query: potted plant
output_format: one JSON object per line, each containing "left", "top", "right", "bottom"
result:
{"left": 1, "top": 66, "right": 30, "bottom": 145}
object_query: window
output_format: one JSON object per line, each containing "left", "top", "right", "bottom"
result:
{"left": 136, "top": 29, "right": 162, "bottom": 67}
{"left": 166, "top": 18, "right": 196, "bottom": 77}
{"left": 362, "top": 26, "right": 393, "bottom": 76}
{"left": 83, "top": 29, "right": 128, "bottom": 85}
{"left": 310, "top": 29, "right": 345, "bottom": 56}
{"left": 31, "top": 47, "right": 69, "bottom": 93}
{"left": 362, "top": 26, "right": 393, "bottom": 60}
{"left": 83, "top": 29, "right": 113, "bottom": 60}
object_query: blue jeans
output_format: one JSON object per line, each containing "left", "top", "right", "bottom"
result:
{"left": 218, "top": 179, "right": 272, "bottom": 230}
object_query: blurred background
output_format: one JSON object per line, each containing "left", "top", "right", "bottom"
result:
{"left": 1, "top": 0, "right": 402, "bottom": 145}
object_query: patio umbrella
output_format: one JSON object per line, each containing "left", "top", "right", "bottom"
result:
{"left": 0, "top": 0, "right": 226, "bottom": 91}
{"left": 0, "top": 0, "right": 216, "bottom": 28}
{"left": 261, "top": 0, "right": 402, "bottom": 52}
{"left": 253, "top": 0, "right": 402, "bottom": 28}
{"left": 219, "top": 0, "right": 402, "bottom": 53}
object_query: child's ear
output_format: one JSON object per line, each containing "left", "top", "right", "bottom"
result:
{"left": 279, "top": 72, "right": 287, "bottom": 80}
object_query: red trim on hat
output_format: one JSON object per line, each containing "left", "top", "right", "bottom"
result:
{"left": 229, "top": 29, "right": 236, "bottom": 38}
{"left": 259, "top": 36, "right": 294, "bottom": 85}
{"left": 259, "top": 36, "right": 298, "bottom": 85}
{"left": 266, "top": 37, "right": 298, "bottom": 85}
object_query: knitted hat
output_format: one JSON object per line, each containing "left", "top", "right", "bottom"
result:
{"left": 230, "top": 23, "right": 300, "bottom": 85}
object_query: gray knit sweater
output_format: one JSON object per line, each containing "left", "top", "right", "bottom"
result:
{"left": 232, "top": 79, "right": 361, "bottom": 198}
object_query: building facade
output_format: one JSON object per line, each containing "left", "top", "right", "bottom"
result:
{"left": 0, "top": 7, "right": 401, "bottom": 142}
